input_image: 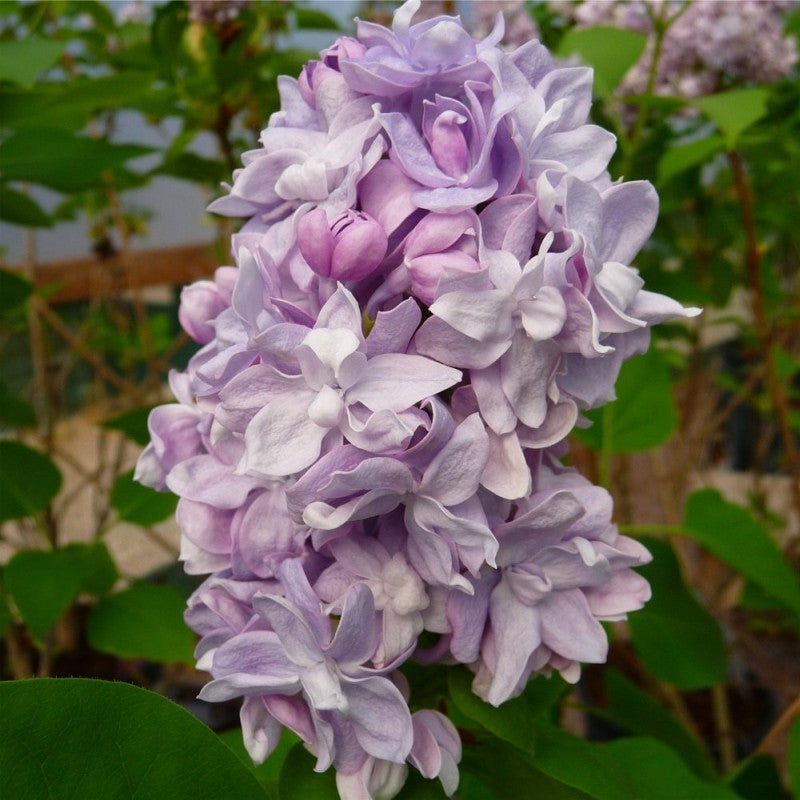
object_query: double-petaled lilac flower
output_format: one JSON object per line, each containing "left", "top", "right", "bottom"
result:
{"left": 136, "top": 2, "right": 700, "bottom": 796}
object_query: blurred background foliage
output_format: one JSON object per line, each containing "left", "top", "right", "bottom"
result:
{"left": 0, "top": 1, "right": 799, "bottom": 799}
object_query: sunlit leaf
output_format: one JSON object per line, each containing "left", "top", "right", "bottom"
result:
{"left": 0, "top": 679, "right": 267, "bottom": 799}
{"left": 693, "top": 88, "right": 769, "bottom": 150}
{"left": 557, "top": 27, "right": 647, "bottom": 97}
{"left": 0, "top": 37, "right": 65, "bottom": 86}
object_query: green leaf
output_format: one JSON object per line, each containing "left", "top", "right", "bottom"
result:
{"left": 62, "top": 542, "right": 118, "bottom": 597}
{"left": 576, "top": 349, "right": 677, "bottom": 453}
{"left": 293, "top": 7, "right": 340, "bottom": 30}
{"left": 531, "top": 728, "right": 740, "bottom": 800}
{"left": 155, "top": 151, "right": 228, "bottom": 184}
{"left": 0, "top": 391, "right": 36, "bottom": 427}
{"left": 0, "top": 441, "right": 61, "bottom": 523}
{"left": 448, "top": 666, "right": 566, "bottom": 755}
{"left": 219, "top": 726, "right": 300, "bottom": 795}
{"left": 0, "top": 128, "right": 153, "bottom": 192}
{"left": 693, "top": 88, "right": 769, "bottom": 150}
{"left": 683, "top": 489, "right": 800, "bottom": 619}
{"left": 278, "top": 743, "right": 338, "bottom": 800}
{"left": 111, "top": 468, "right": 178, "bottom": 525}
{"left": 0, "top": 37, "right": 66, "bottom": 86}
{"left": 87, "top": 582, "right": 195, "bottom": 663}
{"left": 0, "top": 569, "right": 11, "bottom": 638}
{"left": 0, "top": 679, "right": 267, "bottom": 799}
{"left": 728, "top": 754, "right": 785, "bottom": 800}
{"left": 602, "top": 738, "right": 741, "bottom": 800}
{"left": 0, "top": 268, "right": 33, "bottom": 312}
{"left": 628, "top": 539, "right": 727, "bottom": 689}
{"left": 101, "top": 405, "right": 155, "bottom": 445}
{"left": 5, "top": 543, "right": 117, "bottom": 641}
{"left": 602, "top": 669, "right": 716, "bottom": 780}
{"left": 658, "top": 135, "right": 725, "bottom": 184}
{"left": 0, "top": 184, "right": 52, "bottom": 227}
{"left": 789, "top": 716, "right": 800, "bottom": 798}
{"left": 556, "top": 27, "right": 647, "bottom": 97}
{"left": 461, "top": 737, "right": 591, "bottom": 800}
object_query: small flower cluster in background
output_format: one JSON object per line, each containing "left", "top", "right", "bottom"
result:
{"left": 566, "top": 0, "right": 798, "bottom": 99}
{"left": 137, "top": 1, "right": 697, "bottom": 796}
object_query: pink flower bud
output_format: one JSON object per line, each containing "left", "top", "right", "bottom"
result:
{"left": 298, "top": 208, "right": 388, "bottom": 281}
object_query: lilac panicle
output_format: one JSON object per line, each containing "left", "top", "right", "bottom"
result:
{"left": 136, "top": 1, "right": 699, "bottom": 797}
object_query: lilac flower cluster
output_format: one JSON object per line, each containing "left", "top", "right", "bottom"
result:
{"left": 568, "top": 0, "right": 798, "bottom": 99}
{"left": 137, "top": 2, "right": 697, "bottom": 796}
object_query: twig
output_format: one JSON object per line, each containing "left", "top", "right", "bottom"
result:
{"left": 728, "top": 151, "right": 800, "bottom": 519}
{"left": 34, "top": 298, "right": 145, "bottom": 401}
{"left": 711, "top": 684, "right": 736, "bottom": 772}
{"left": 755, "top": 694, "right": 800, "bottom": 756}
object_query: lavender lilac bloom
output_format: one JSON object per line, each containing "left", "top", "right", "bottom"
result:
{"left": 136, "top": 2, "right": 699, "bottom": 796}
{"left": 566, "top": 0, "right": 798, "bottom": 100}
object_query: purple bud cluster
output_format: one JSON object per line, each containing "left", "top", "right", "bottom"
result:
{"left": 137, "top": 2, "right": 698, "bottom": 796}
{"left": 570, "top": 0, "right": 798, "bottom": 99}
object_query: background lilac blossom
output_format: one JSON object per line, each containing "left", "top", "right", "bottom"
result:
{"left": 137, "top": 1, "right": 699, "bottom": 796}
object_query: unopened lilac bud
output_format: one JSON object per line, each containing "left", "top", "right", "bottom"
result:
{"left": 178, "top": 266, "right": 237, "bottom": 343}
{"left": 298, "top": 208, "right": 388, "bottom": 281}
{"left": 321, "top": 36, "right": 366, "bottom": 70}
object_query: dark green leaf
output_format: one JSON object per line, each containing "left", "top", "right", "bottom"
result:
{"left": 278, "top": 743, "right": 338, "bottom": 800}
{"left": 111, "top": 468, "right": 178, "bottom": 525}
{"left": 556, "top": 27, "right": 647, "bottom": 97}
{"left": 87, "top": 582, "right": 195, "bottom": 663}
{"left": 0, "top": 441, "right": 61, "bottom": 523}
{"left": 5, "top": 543, "right": 116, "bottom": 641}
{"left": 461, "top": 736, "right": 592, "bottom": 800}
{"left": 293, "top": 7, "right": 340, "bottom": 30}
{"left": 0, "top": 391, "right": 36, "bottom": 427}
{"left": 790, "top": 717, "right": 800, "bottom": 798}
{"left": 0, "top": 37, "right": 66, "bottom": 86}
{"left": 0, "top": 679, "right": 267, "bottom": 799}
{"left": 0, "top": 128, "right": 153, "bottom": 192}
{"left": 683, "top": 489, "right": 800, "bottom": 619}
{"left": 728, "top": 754, "right": 784, "bottom": 800}
{"left": 576, "top": 349, "right": 677, "bottom": 453}
{"left": 602, "top": 738, "right": 740, "bottom": 800}
{"left": 219, "top": 726, "right": 300, "bottom": 795}
{"left": 629, "top": 539, "right": 727, "bottom": 689}
{"left": 531, "top": 727, "right": 740, "bottom": 800}
{"left": 0, "top": 268, "right": 33, "bottom": 312}
{"left": 155, "top": 151, "right": 228, "bottom": 184}
{"left": 448, "top": 666, "right": 566, "bottom": 755}
{"left": 101, "top": 406, "right": 155, "bottom": 446}
{"left": 0, "top": 569, "right": 10, "bottom": 638}
{"left": 602, "top": 669, "right": 716, "bottom": 779}
{"left": 0, "top": 184, "right": 52, "bottom": 227}
{"left": 693, "top": 89, "right": 769, "bottom": 150}
{"left": 658, "top": 135, "right": 725, "bottom": 185}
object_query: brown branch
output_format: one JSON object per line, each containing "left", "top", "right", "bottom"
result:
{"left": 755, "top": 694, "right": 800, "bottom": 756}
{"left": 728, "top": 151, "right": 800, "bottom": 518}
